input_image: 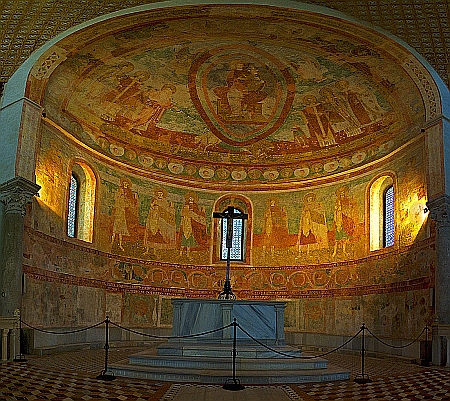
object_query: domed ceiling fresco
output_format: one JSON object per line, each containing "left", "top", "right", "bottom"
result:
{"left": 37, "top": 3, "right": 425, "bottom": 190}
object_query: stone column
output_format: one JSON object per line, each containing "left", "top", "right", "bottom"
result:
{"left": 427, "top": 195, "right": 450, "bottom": 365}
{"left": 1, "top": 328, "right": 9, "bottom": 360}
{"left": 0, "top": 176, "right": 40, "bottom": 317}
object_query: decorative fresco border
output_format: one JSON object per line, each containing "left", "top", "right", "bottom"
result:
{"left": 22, "top": 264, "right": 431, "bottom": 300}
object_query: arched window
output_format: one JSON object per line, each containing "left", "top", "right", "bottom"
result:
{"left": 67, "top": 173, "right": 80, "bottom": 238}
{"left": 220, "top": 208, "right": 245, "bottom": 261}
{"left": 66, "top": 162, "right": 96, "bottom": 242}
{"left": 370, "top": 175, "right": 395, "bottom": 250}
{"left": 212, "top": 197, "right": 252, "bottom": 265}
{"left": 383, "top": 185, "right": 395, "bottom": 247}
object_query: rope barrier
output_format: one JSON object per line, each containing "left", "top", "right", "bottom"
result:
{"left": 237, "top": 322, "right": 363, "bottom": 359}
{"left": 365, "top": 325, "right": 427, "bottom": 349}
{"left": 109, "top": 320, "right": 234, "bottom": 340}
{"left": 18, "top": 316, "right": 430, "bottom": 386}
{"left": 20, "top": 318, "right": 106, "bottom": 335}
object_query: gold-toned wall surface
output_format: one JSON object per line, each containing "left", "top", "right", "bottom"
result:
{"left": 19, "top": 4, "right": 437, "bottom": 339}
{"left": 22, "top": 122, "right": 434, "bottom": 337}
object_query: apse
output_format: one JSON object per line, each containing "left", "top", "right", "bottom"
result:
{"left": 2, "top": 1, "right": 440, "bottom": 350}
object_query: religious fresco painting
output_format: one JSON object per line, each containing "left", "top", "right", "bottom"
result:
{"left": 26, "top": 121, "right": 434, "bottom": 336}
{"left": 20, "top": 4, "right": 437, "bottom": 338}
{"left": 37, "top": 5, "right": 425, "bottom": 193}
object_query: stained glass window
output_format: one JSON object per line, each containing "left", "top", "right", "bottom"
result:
{"left": 67, "top": 174, "right": 79, "bottom": 238}
{"left": 383, "top": 185, "right": 394, "bottom": 247}
{"left": 221, "top": 208, "right": 244, "bottom": 261}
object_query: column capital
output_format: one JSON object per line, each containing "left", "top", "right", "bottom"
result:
{"left": 0, "top": 177, "right": 40, "bottom": 217}
{"left": 426, "top": 195, "right": 450, "bottom": 226}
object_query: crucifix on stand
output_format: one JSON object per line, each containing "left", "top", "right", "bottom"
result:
{"left": 213, "top": 206, "right": 248, "bottom": 300}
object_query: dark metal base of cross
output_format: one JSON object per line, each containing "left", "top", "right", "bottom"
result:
{"left": 223, "top": 378, "right": 245, "bottom": 391}
{"left": 354, "top": 374, "right": 371, "bottom": 384}
{"left": 96, "top": 370, "right": 116, "bottom": 381}
{"left": 218, "top": 279, "right": 236, "bottom": 300}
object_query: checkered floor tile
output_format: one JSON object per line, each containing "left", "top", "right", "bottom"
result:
{"left": 1, "top": 347, "right": 450, "bottom": 400}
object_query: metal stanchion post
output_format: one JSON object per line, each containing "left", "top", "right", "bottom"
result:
{"left": 223, "top": 319, "right": 245, "bottom": 391}
{"left": 421, "top": 325, "right": 431, "bottom": 366}
{"left": 13, "top": 309, "right": 27, "bottom": 362}
{"left": 97, "top": 316, "right": 115, "bottom": 381}
{"left": 354, "top": 323, "right": 371, "bottom": 384}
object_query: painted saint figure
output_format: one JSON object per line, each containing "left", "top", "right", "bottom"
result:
{"left": 334, "top": 80, "right": 372, "bottom": 126}
{"left": 143, "top": 187, "right": 176, "bottom": 255}
{"left": 300, "top": 95, "right": 337, "bottom": 147}
{"left": 297, "top": 193, "right": 328, "bottom": 255}
{"left": 111, "top": 178, "right": 139, "bottom": 251}
{"left": 262, "top": 197, "right": 289, "bottom": 256}
{"left": 214, "top": 61, "right": 268, "bottom": 122}
{"left": 331, "top": 185, "right": 358, "bottom": 257}
{"left": 100, "top": 70, "right": 151, "bottom": 121}
{"left": 179, "top": 192, "right": 208, "bottom": 257}
{"left": 83, "top": 61, "right": 135, "bottom": 104}
{"left": 319, "top": 87, "right": 361, "bottom": 137}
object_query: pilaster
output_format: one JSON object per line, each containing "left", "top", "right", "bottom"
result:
{"left": 274, "top": 303, "right": 286, "bottom": 345}
{"left": 427, "top": 195, "right": 450, "bottom": 365}
{"left": 427, "top": 194, "right": 450, "bottom": 325}
{"left": 0, "top": 176, "right": 40, "bottom": 316}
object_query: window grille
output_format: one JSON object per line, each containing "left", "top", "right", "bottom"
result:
{"left": 67, "top": 173, "right": 79, "bottom": 238}
{"left": 383, "top": 185, "right": 394, "bottom": 247}
{"left": 221, "top": 208, "right": 244, "bottom": 261}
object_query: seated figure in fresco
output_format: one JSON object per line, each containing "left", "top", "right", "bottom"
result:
{"left": 143, "top": 187, "right": 176, "bottom": 256}
{"left": 214, "top": 61, "right": 268, "bottom": 122}
{"left": 179, "top": 192, "right": 208, "bottom": 258}
{"left": 262, "top": 197, "right": 290, "bottom": 257}
{"left": 297, "top": 192, "right": 328, "bottom": 255}
{"left": 111, "top": 178, "right": 139, "bottom": 251}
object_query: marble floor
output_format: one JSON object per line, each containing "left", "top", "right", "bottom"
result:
{"left": 1, "top": 346, "right": 450, "bottom": 400}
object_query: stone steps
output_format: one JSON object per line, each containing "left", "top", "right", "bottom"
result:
{"left": 110, "top": 361, "right": 350, "bottom": 384}
{"left": 109, "top": 344, "right": 351, "bottom": 384}
{"left": 157, "top": 342, "right": 303, "bottom": 358}
{"left": 128, "top": 351, "right": 327, "bottom": 370}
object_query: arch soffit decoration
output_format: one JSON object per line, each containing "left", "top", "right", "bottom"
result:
{"left": 3, "top": 0, "right": 449, "bottom": 192}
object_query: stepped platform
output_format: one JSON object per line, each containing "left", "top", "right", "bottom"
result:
{"left": 109, "top": 343, "right": 351, "bottom": 384}
{"left": 109, "top": 299, "right": 350, "bottom": 384}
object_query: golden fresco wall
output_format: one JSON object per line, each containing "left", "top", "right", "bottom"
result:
{"left": 21, "top": 4, "right": 437, "bottom": 338}
{"left": 24, "top": 122, "right": 434, "bottom": 337}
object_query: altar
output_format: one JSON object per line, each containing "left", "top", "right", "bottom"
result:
{"left": 170, "top": 298, "right": 286, "bottom": 345}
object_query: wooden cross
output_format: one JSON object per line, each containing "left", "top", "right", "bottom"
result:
{"left": 213, "top": 206, "right": 248, "bottom": 299}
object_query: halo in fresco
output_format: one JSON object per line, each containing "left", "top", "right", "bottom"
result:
{"left": 189, "top": 44, "right": 296, "bottom": 146}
